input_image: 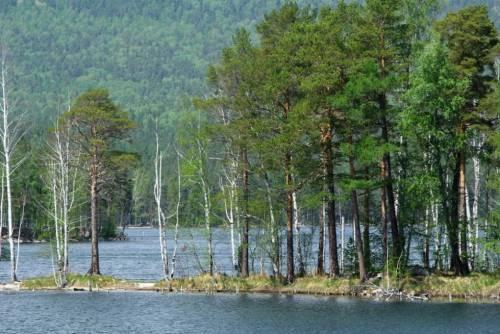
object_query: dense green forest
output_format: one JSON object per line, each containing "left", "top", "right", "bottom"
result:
{"left": 0, "top": 0, "right": 497, "bottom": 231}
{"left": 0, "top": 1, "right": 497, "bottom": 131}
{"left": 0, "top": 0, "right": 498, "bottom": 283}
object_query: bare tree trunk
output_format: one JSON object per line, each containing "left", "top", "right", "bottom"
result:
{"left": 51, "top": 168, "right": 61, "bottom": 277}
{"left": 170, "top": 152, "right": 182, "bottom": 278}
{"left": 15, "top": 194, "right": 25, "bottom": 274}
{"left": 202, "top": 179, "right": 213, "bottom": 276}
{"left": 46, "top": 119, "right": 79, "bottom": 287}
{"left": 1, "top": 51, "right": 18, "bottom": 282}
{"left": 0, "top": 170, "right": 4, "bottom": 260}
{"left": 195, "top": 133, "right": 214, "bottom": 276}
{"left": 154, "top": 131, "right": 168, "bottom": 280}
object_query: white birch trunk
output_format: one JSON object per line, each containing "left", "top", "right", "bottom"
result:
{"left": 220, "top": 156, "right": 239, "bottom": 271}
{"left": 0, "top": 170, "right": 4, "bottom": 260}
{"left": 196, "top": 137, "right": 213, "bottom": 276}
{"left": 1, "top": 50, "right": 18, "bottom": 282}
{"left": 169, "top": 152, "right": 181, "bottom": 278}
{"left": 15, "top": 195, "right": 25, "bottom": 273}
{"left": 465, "top": 184, "right": 472, "bottom": 265}
{"left": 201, "top": 177, "right": 213, "bottom": 276}
{"left": 154, "top": 131, "right": 168, "bottom": 280}
{"left": 339, "top": 201, "right": 344, "bottom": 274}
{"left": 431, "top": 203, "right": 441, "bottom": 270}
{"left": 471, "top": 139, "right": 481, "bottom": 267}
{"left": 264, "top": 170, "right": 279, "bottom": 276}
{"left": 293, "top": 189, "right": 305, "bottom": 275}
{"left": 323, "top": 201, "right": 327, "bottom": 268}
{"left": 46, "top": 118, "right": 79, "bottom": 287}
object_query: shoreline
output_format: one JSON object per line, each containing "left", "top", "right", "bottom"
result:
{"left": 1, "top": 273, "right": 498, "bottom": 303}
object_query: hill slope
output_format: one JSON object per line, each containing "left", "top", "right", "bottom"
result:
{"left": 0, "top": 0, "right": 497, "bottom": 142}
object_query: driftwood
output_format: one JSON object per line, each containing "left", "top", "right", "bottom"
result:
{"left": 353, "top": 282, "right": 430, "bottom": 302}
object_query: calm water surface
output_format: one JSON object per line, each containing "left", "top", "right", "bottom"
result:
{"left": 0, "top": 226, "right": 426, "bottom": 282}
{"left": 0, "top": 292, "right": 498, "bottom": 334}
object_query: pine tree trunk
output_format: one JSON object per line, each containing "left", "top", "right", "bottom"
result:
{"left": 349, "top": 154, "right": 366, "bottom": 282}
{"left": 363, "top": 187, "right": 371, "bottom": 272}
{"left": 317, "top": 201, "right": 325, "bottom": 275}
{"left": 376, "top": 27, "right": 401, "bottom": 261}
{"left": 89, "top": 152, "right": 100, "bottom": 275}
{"left": 240, "top": 149, "right": 249, "bottom": 277}
{"left": 320, "top": 117, "right": 339, "bottom": 278}
{"left": 285, "top": 151, "right": 294, "bottom": 283}
{"left": 380, "top": 162, "right": 388, "bottom": 270}
{"left": 381, "top": 112, "right": 401, "bottom": 260}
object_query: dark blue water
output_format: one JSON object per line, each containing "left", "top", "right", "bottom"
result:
{"left": 0, "top": 292, "right": 498, "bottom": 334}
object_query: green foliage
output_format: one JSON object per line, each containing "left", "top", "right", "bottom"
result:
{"left": 435, "top": 5, "right": 498, "bottom": 100}
{"left": 61, "top": 88, "right": 136, "bottom": 237}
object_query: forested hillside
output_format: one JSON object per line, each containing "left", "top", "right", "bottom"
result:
{"left": 0, "top": 0, "right": 329, "bottom": 136}
{"left": 0, "top": 0, "right": 497, "bottom": 135}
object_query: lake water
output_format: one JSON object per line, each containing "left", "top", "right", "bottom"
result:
{"left": 1, "top": 226, "right": 337, "bottom": 281}
{"left": 0, "top": 226, "right": 451, "bottom": 282}
{"left": 1, "top": 227, "right": 268, "bottom": 281}
{"left": 2, "top": 228, "right": 498, "bottom": 333}
{"left": 0, "top": 292, "right": 498, "bottom": 334}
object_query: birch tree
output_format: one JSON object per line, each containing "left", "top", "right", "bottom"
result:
{"left": 169, "top": 150, "right": 182, "bottom": 278}
{"left": 0, "top": 170, "right": 4, "bottom": 260}
{"left": 153, "top": 129, "right": 169, "bottom": 280}
{"left": 44, "top": 116, "right": 80, "bottom": 287}
{"left": 179, "top": 112, "right": 215, "bottom": 276}
{"left": 0, "top": 47, "right": 24, "bottom": 282}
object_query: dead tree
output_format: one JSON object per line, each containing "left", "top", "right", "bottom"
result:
{"left": 0, "top": 47, "right": 24, "bottom": 282}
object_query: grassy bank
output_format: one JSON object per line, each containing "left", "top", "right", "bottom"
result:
{"left": 16, "top": 272, "right": 500, "bottom": 301}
